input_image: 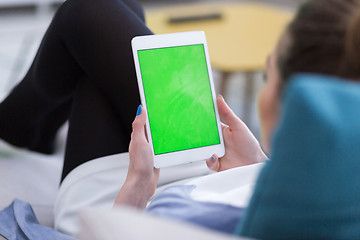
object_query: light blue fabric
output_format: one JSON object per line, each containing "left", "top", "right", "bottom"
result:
{"left": 147, "top": 185, "right": 245, "bottom": 234}
{"left": 236, "top": 74, "right": 360, "bottom": 239}
{"left": 0, "top": 199, "right": 75, "bottom": 240}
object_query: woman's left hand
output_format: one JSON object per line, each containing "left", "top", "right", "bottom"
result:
{"left": 114, "top": 106, "right": 159, "bottom": 209}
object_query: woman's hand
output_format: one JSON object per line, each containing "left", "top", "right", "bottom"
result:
{"left": 206, "top": 96, "right": 267, "bottom": 172}
{"left": 114, "top": 106, "right": 159, "bottom": 209}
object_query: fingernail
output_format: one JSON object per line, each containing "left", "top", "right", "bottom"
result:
{"left": 136, "top": 105, "right": 142, "bottom": 116}
{"left": 211, "top": 156, "right": 215, "bottom": 162}
{"left": 218, "top": 94, "right": 224, "bottom": 99}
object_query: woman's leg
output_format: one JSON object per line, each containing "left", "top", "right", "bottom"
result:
{"left": 0, "top": 0, "right": 152, "bottom": 179}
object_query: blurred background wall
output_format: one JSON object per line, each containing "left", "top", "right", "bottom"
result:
{"left": 0, "top": 0, "right": 304, "bottom": 9}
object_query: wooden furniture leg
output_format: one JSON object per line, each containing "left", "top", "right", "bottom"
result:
{"left": 242, "top": 71, "right": 256, "bottom": 126}
{"left": 218, "top": 71, "right": 230, "bottom": 98}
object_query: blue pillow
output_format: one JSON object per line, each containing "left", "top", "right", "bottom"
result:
{"left": 235, "top": 74, "right": 360, "bottom": 239}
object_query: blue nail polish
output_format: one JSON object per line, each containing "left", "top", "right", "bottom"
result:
{"left": 211, "top": 156, "right": 215, "bottom": 162}
{"left": 136, "top": 105, "right": 142, "bottom": 116}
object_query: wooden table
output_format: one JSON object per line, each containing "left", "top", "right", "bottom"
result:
{"left": 146, "top": 2, "right": 292, "bottom": 124}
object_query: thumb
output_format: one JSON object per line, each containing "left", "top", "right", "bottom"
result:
{"left": 131, "top": 105, "right": 147, "bottom": 140}
{"left": 217, "top": 96, "right": 241, "bottom": 129}
{"left": 206, "top": 154, "right": 220, "bottom": 172}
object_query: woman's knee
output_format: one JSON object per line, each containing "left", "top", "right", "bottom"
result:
{"left": 53, "top": 0, "right": 145, "bottom": 39}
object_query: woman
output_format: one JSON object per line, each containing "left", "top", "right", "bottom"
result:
{"left": 118, "top": 0, "right": 360, "bottom": 204}
{"left": 115, "top": 0, "right": 360, "bottom": 238}
{"left": 1, "top": 0, "right": 360, "bottom": 238}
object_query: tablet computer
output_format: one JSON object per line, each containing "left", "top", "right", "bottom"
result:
{"left": 131, "top": 31, "right": 224, "bottom": 168}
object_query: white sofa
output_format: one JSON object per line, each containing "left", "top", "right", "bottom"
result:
{"left": 0, "top": 126, "right": 66, "bottom": 227}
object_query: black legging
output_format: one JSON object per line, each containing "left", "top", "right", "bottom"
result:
{"left": 0, "top": 0, "right": 152, "bottom": 180}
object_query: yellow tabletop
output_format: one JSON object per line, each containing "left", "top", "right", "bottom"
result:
{"left": 146, "top": 2, "right": 293, "bottom": 72}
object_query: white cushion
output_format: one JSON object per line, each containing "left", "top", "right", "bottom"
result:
{"left": 78, "top": 206, "right": 246, "bottom": 240}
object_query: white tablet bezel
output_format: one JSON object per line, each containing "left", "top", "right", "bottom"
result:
{"left": 131, "top": 31, "right": 224, "bottom": 168}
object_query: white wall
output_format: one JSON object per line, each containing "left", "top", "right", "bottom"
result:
{"left": 0, "top": 0, "right": 63, "bottom": 8}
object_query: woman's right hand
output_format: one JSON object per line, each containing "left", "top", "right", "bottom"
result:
{"left": 206, "top": 96, "right": 267, "bottom": 172}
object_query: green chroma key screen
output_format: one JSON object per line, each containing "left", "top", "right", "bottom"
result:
{"left": 138, "top": 44, "right": 220, "bottom": 155}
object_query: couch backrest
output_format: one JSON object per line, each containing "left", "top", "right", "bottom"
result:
{"left": 236, "top": 74, "right": 360, "bottom": 239}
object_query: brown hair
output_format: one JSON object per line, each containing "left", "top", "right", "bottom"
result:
{"left": 279, "top": 0, "right": 360, "bottom": 82}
